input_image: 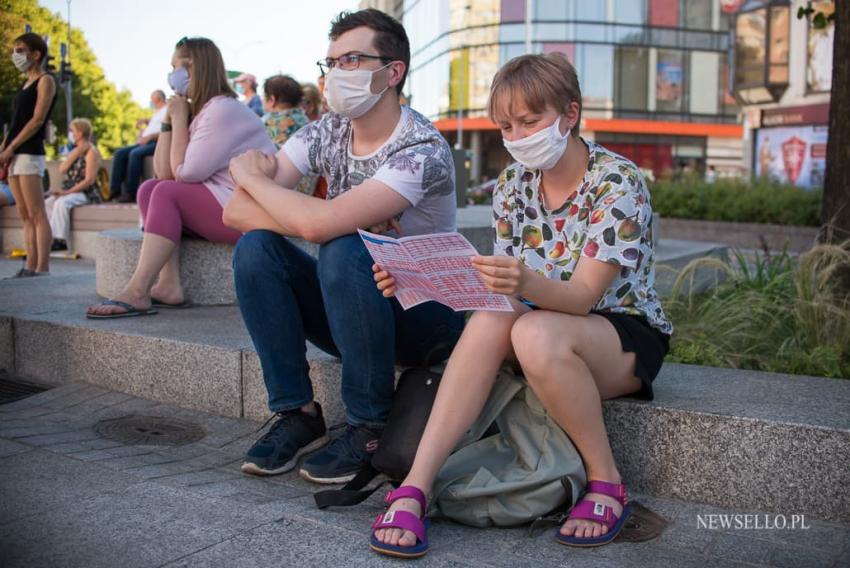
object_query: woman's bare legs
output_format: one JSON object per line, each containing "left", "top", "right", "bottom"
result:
{"left": 86, "top": 233, "right": 178, "bottom": 315}
{"left": 149, "top": 246, "right": 185, "bottom": 304}
{"left": 510, "top": 311, "right": 642, "bottom": 540}
{"left": 10, "top": 174, "right": 51, "bottom": 272}
{"left": 374, "top": 298, "right": 529, "bottom": 548}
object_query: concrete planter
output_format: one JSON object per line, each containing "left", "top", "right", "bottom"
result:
{"left": 657, "top": 218, "right": 819, "bottom": 253}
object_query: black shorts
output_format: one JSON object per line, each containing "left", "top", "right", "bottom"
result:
{"left": 593, "top": 311, "right": 670, "bottom": 401}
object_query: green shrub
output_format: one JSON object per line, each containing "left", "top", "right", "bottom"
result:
{"left": 665, "top": 242, "right": 850, "bottom": 379}
{"left": 650, "top": 176, "right": 822, "bottom": 227}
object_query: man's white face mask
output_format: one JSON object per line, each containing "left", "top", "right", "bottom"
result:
{"left": 323, "top": 63, "right": 391, "bottom": 119}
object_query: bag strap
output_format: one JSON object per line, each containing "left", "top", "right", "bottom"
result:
{"left": 313, "top": 463, "right": 397, "bottom": 509}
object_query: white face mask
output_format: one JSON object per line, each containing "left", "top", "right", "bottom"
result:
{"left": 67, "top": 131, "right": 76, "bottom": 144}
{"left": 168, "top": 66, "right": 190, "bottom": 96}
{"left": 12, "top": 51, "right": 32, "bottom": 72}
{"left": 323, "top": 63, "right": 391, "bottom": 119}
{"left": 502, "top": 116, "right": 570, "bottom": 171}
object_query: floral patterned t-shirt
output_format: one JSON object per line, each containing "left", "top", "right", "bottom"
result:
{"left": 263, "top": 108, "right": 310, "bottom": 149}
{"left": 492, "top": 139, "right": 672, "bottom": 335}
{"left": 282, "top": 105, "right": 456, "bottom": 236}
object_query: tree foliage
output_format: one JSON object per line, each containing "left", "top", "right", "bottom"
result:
{"left": 0, "top": 0, "right": 146, "bottom": 157}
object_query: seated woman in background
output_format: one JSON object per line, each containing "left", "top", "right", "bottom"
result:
{"left": 45, "top": 117, "right": 102, "bottom": 251}
{"left": 86, "top": 36, "right": 274, "bottom": 319}
{"left": 262, "top": 74, "right": 309, "bottom": 149}
{"left": 262, "top": 75, "right": 316, "bottom": 196}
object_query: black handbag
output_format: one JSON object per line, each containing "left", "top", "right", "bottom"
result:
{"left": 314, "top": 367, "right": 441, "bottom": 509}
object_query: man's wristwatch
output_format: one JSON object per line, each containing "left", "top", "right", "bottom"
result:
{"left": 160, "top": 122, "right": 172, "bottom": 132}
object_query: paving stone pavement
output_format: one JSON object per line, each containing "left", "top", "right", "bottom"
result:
{"left": 0, "top": 384, "right": 847, "bottom": 568}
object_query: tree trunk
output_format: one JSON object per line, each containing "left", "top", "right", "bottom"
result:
{"left": 821, "top": 1, "right": 850, "bottom": 243}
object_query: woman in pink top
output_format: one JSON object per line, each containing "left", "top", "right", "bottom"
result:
{"left": 87, "top": 37, "right": 274, "bottom": 318}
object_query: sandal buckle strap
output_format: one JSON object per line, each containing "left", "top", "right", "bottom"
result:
{"left": 384, "top": 485, "right": 428, "bottom": 516}
{"left": 586, "top": 480, "right": 629, "bottom": 505}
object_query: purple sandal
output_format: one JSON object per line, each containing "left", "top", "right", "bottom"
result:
{"left": 555, "top": 480, "right": 632, "bottom": 547}
{"left": 370, "top": 485, "right": 429, "bottom": 559}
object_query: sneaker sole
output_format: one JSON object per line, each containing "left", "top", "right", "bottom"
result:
{"left": 240, "top": 435, "right": 330, "bottom": 476}
{"left": 297, "top": 468, "right": 358, "bottom": 485}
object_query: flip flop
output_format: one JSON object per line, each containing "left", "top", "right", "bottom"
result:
{"left": 370, "top": 486, "right": 430, "bottom": 559}
{"left": 555, "top": 480, "right": 632, "bottom": 548}
{"left": 86, "top": 299, "right": 158, "bottom": 320}
{"left": 151, "top": 298, "right": 193, "bottom": 309}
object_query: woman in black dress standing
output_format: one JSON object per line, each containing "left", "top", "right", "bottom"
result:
{"left": 0, "top": 32, "right": 57, "bottom": 277}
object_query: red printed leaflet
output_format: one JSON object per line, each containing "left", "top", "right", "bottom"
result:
{"left": 358, "top": 230, "right": 513, "bottom": 312}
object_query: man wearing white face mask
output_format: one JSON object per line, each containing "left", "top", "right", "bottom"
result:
{"left": 224, "top": 9, "right": 462, "bottom": 485}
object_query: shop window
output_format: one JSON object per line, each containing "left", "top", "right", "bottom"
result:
{"left": 733, "top": 1, "right": 790, "bottom": 103}
{"left": 806, "top": 0, "right": 834, "bottom": 92}
{"left": 614, "top": 47, "right": 650, "bottom": 111}
{"left": 690, "top": 51, "right": 719, "bottom": 114}
{"left": 683, "top": 0, "right": 713, "bottom": 29}
{"left": 656, "top": 49, "right": 685, "bottom": 112}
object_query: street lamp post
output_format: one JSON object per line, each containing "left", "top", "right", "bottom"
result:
{"left": 456, "top": 47, "right": 464, "bottom": 150}
{"left": 63, "top": 0, "right": 73, "bottom": 129}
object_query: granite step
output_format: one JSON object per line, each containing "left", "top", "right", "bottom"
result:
{"left": 1, "top": 265, "right": 847, "bottom": 523}
{"left": 94, "top": 227, "right": 727, "bottom": 306}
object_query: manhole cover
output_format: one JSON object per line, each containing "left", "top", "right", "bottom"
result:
{"left": 0, "top": 375, "right": 50, "bottom": 404}
{"left": 95, "top": 415, "right": 206, "bottom": 446}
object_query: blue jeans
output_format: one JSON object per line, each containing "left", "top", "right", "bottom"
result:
{"left": 233, "top": 231, "right": 465, "bottom": 428}
{"left": 110, "top": 141, "right": 156, "bottom": 198}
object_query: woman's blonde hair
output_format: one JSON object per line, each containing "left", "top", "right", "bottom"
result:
{"left": 69, "top": 117, "right": 93, "bottom": 140}
{"left": 175, "top": 37, "right": 236, "bottom": 119}
{"left": 488, "top": 52, "right": 582, "bottom": 136}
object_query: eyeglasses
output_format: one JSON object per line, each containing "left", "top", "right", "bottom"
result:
{"left": 316, "top": 52, "right": 393, "bottom": 76}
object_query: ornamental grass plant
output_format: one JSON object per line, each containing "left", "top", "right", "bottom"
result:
{"left": 665, "top": 240, "right": 850, "bottom": 379}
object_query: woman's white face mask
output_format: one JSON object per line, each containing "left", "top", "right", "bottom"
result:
{"left": 12, "top": 50, "right": 32, "bottom": 72}
{"left": 502, "top": 116, "right": 570, "bottom": 171}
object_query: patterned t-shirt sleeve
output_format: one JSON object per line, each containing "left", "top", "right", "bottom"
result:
{"left": 491, "top": 173, "right": 515, "bottom": 257}
{"left": 281, "top": 120, "right": 321, "bottom": 177}
{"left": 581, "top": 177, "right": 652, "bottom": 270}
{"left": 372, "top": 140, "right": 453, "bottom": 206}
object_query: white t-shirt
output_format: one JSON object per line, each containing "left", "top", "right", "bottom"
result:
{"left": 282, "top": 106, "right": 456, "bottom": 237}
{"left": 141, "top": 106, "right": 168, "bottom": 138}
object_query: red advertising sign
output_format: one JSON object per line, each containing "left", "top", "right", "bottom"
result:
{"left": 720, "top": 0, "right": 745, "bottom": 13}
{"left": 761, "top": 103, "right": 830, "bottom": 127}
{"left": 781, "top": 136, "right": 807, "bottom": 184}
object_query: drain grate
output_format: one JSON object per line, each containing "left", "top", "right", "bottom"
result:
{"left": 95, "top": 415, "right": 206, "bottom": 446}
{"left": 0, "top": 376, "right": 49, "bottom": 405}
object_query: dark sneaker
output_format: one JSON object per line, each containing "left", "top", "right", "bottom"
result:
{"left": 241, "top": 403, "right": 329, "bottom": 476}
{"left": 299, "top": 423, "right": 382, "bottom": 484}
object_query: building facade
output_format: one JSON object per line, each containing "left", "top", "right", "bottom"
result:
{"left": 733, "top": 0, "right": 833, "bottom": 188}
{"left": 403, "top": 0, "right": 745, "bottom": 183}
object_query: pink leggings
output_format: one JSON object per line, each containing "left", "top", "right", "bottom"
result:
{"left": 137, "top": 179, "right": 242, "bottom": 245}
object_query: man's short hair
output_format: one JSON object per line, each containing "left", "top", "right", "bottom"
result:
{"left": 329, "top": 9, "right": 410, "bottom": 94}
{"left": 152, "top": 90, "right": 166, "bottom": 102}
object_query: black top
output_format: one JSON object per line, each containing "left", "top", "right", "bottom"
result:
{"left": 5, "top": 74, "right": 58, "bottom": 156}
